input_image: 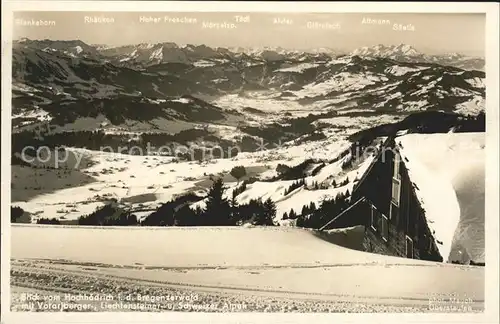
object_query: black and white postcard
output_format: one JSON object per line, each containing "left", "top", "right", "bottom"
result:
{"left": 1, "top": 2, "right": 499, "bottom": 324}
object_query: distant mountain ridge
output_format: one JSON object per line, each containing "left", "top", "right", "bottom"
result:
{"left": 14, "top": 39, "right": 484, "bottom": 72}
{"left": 11, "top": 38, "right": 485, "bottom": 136}
{"left": 350, "top": 44, "right": 484, "bottom": 71}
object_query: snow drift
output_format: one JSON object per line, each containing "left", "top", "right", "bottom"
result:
{"left": 397, "top": 132, "right": 485, "bottom": 263}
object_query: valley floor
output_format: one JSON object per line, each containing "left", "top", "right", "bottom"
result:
{"left": 10, "top": 225, "right": 484, "bottom": 313}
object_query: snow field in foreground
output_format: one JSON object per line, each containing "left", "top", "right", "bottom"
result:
{"left": 11, "top": 225, "right": 484, "bottom": 303}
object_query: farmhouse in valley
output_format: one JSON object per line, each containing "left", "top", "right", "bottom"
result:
{"left": 320, "top": 132, "right": 485, "bottom": 265}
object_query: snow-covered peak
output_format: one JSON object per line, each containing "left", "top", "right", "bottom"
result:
{"left": 349, "top": 44, "right": 484, "bottom": 70}
{"left": 254, "top": 50, "right": 286, "bottom": 62}
{"left": 149, "top": 47, "right": 163, "bottom": 61}
{"left": 443, "top": 52, "right": 468, "bottom": 60}
{"left": 181, "top": 44, "right": 195, "bottom": 52}
{"left": 93, "top": 44, "right": 112, "bottom": 51}
{"left": 137, "top": 43, "right": 156, "bottom": 50}
{"left": 394, "top": 44, "right": 418, "bottom": 55}
{"left": 227, "top": 46, "right": 339, "bottom": 59}
{"left": 161, "top": 42, "right": 179, "bottom": 49}
{"left": 351, "top": 44, "right": 422, "bottom": 58}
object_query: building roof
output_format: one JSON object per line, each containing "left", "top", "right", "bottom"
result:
{"left": 396, "top": 132, "right": 485, "bottom": 263}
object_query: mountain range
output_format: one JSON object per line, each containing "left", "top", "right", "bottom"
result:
{"left": 10, "top": 38, "right": 486, "bottom": 229}
{"left": 15, "top": 38, "right": 484, "bottom": 70}
{"left": 11, "top": 38, "right": 485, "bottom": 154}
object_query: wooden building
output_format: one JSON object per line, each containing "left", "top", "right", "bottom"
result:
{"left": 320, "top": 132, "right": 485, "bottom": 265}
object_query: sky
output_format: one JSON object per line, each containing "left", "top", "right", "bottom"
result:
{"left": 12, "top": 12, "right": 485, "bottom": 56}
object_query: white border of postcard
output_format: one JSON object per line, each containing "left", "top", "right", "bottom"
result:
{"left": 1, "top": 1, "right": 499, "bottom": 324}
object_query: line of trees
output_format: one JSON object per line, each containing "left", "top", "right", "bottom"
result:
{"left": 271, "top": 159, "right": 319, "bottom": 182}
{"left": 141, "top": 178, "right": 276, "bottom": 226}
{"left": 284, "top": 176, "right": 349, "bottom": 193}
{"left": 78, "top": 202, "right": 139, "bottom": 226}
{"left": 295, "top": 190, "right": 350, "bottom": 229}
{"left": 284, "top": 178, "right": 306, "bottom": 195}
{"left": 25, "top": 175, "right": 351, "bottom": 229}
{"left": 75, "top": 178, "right": 277, "bottom": 227}
{"left": 37, "top": 218, "right": 61, "bottom": 225}
{"left": 282, "top": 202, "right": 318, "bottom": 221}
{"left": 232, "top": 180, "right": 248, "bottom": 201}
{"left": 332, "top": 177, "right": 350, "bottom": 188}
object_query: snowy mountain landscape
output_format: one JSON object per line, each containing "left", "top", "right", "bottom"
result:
{"left": 10, "top": 36, "right": 486, "bottom": 312}
{"left": 11, "top": 38, "right": 486, "bottom": 221}
{"left": 11, "top": 225, "right": 485, "bottom": 312}
{"left": 350, "top": 44, "right": 485, "bottom": 71}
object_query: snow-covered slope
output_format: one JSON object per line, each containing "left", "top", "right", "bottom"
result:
{"left": 12, "top": 136, "right": 353, "bottom": 223}
{"left": 15, "top": 39, "right": 100, "bottom": 58}
{"left": 11, "top": 224, "right": 485, "bottom": 308}
{"left": 396, "top": 132, "right": 485, "bottom": 263}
